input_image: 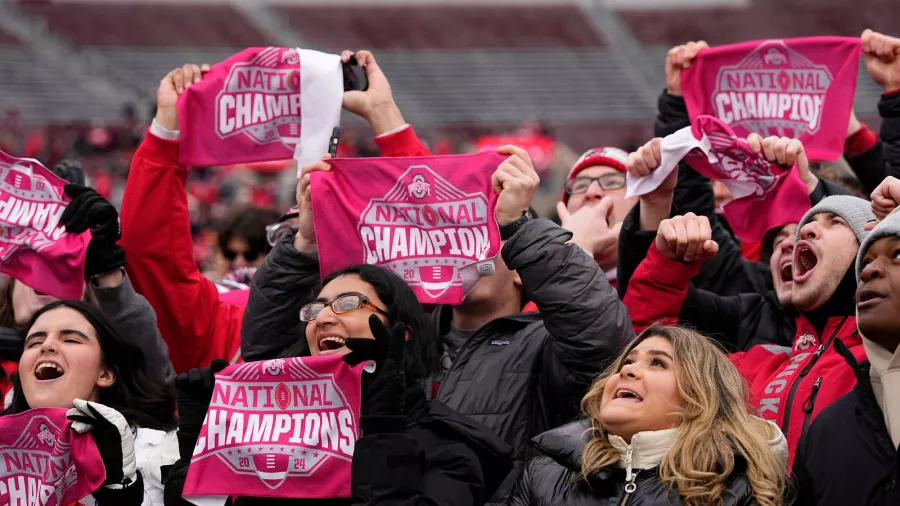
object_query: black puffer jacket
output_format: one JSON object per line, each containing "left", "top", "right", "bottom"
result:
{"left": 791, "top": 340, "right": 900, "bottom": 506}
{"left": 509, "top": 419, "right": 760, "bottom": 506}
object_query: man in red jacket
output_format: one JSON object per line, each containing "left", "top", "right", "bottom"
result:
{"left": 120, "top": 51, "right": 428, "bottom": 372}
{"left": 622, "top": 135, "right": 874, "bottom": 467}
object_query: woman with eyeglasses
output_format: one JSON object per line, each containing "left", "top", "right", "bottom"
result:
{"left": 163, "top": 264, "right": 513, "bottom": 506}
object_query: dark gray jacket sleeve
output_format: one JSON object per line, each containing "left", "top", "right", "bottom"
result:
{"left": 240, "top": 233, "right": 320, "bottom": 362}
{"left": 91, "top": 273, "right": 174, "bottom": 385}
{"left": 503, "top": 219, "right": 634, "bottom": 416}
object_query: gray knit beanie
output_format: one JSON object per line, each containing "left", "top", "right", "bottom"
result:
{"left": 795, "top": 195, "right": 875, "bottom": 245}
{"left": 856, "top": 210, "right": 900, "bottom": 280}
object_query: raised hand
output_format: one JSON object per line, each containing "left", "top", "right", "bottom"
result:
{"left": 746, "top": 133, "right": 816, "bottom": 194}
{"left": 492, "top": 145, "right": 539, "bottom": 226}
{"left": 294, "top": 155, "right": 334, "bottom": 253}
{"left": 155, "top": 63, "right": 211, "bottom": 131}
{"left": 340, "top": 50, "right": 405, "bottom": 135}
{"left": 869, "top": 176, "right": 900, "bottom": 226}
{"left": 666, "top": 41, "right": 709, "bottom": 97}
{"left": 656, "top": 212, "right": 719, "bottom": 263}
{"left": 862, "top": 29, "right": 900, "bottom": 93}
{"left": 556, "top": 197, "right": 621, "bottom": 266}
{"left": 343, "top": 315, "right": 407, "bottom": 417}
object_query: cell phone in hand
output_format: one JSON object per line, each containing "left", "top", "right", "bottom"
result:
{"left": 342, "top": 55, "right": 369, "bottom": 92}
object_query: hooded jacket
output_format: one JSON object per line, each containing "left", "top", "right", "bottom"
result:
{"left": 791, "top": 340, "right": 900, "bottom": 505}
{"left": 509, "top": 418, "right": 787, "bottom": 506}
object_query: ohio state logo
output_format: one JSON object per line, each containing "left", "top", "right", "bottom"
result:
{"left": 357, "top": 165, "right": 492, "bottom": 299}
{"left": 688, "top": 129, "right": 778, "bottom": 200}
{"left": 195, "top": 359, "right": 357, "bottom": 490}
{"left": 215, "top": 47, "right": 303, "bottom": 148}
{"left": 712, "top": 40, "right": 833, "bottom": 137}
{"left": 407, "top": 174, "right": 431, "bottom": 199}
{"left": 264, "top": 359, "right": 286, "bottom": 376}
{"left": 37, "top": 423, "right": 55, "bottom": 447}
{"left": 795, "top": 331, "right": 817, "bottom": 351}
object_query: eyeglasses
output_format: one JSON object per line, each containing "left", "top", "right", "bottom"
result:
{"left": 223, "top": 248, "right": 262, "bottom": 262}
{"left": 300, "top": 293, "right": 388, "bottom": 322}
{"left": 564, "top": 173, "right": 626, "bottom": 195}
{"left": 266, "top": 222, "right": 296, "bottom": 247}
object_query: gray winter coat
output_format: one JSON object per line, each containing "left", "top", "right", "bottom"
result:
{"left": 91, "top": 274, "right": 175, "bottom": 385}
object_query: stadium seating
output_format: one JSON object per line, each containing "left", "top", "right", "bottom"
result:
{"left": 620, "top": 0, "right": 900, "bottom": 46}
{"left": 274, "top": 5, "right": 605, "bottom": 50}
{"left": 20, "top": 2, "right": 274, "bottom": 48}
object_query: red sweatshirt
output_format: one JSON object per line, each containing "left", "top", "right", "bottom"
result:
{"left": 120, "top": 125, "right": 432, "bottom": 372}
{"left": 624, "top": 243, "right": 866, "bottom": 467}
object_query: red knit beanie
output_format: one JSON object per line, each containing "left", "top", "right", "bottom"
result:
{"left": 562, "top": 147, "right": 629, "bottom": 203}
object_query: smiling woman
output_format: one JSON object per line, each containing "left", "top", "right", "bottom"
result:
{"left": 509, "top": 325, "right": 789, "bottom": 506}
{"left": 2, "top": 300, "right": 177, "bottom": 505}
{"left": 292, "top": 263, "right": 438, "bottom": 383}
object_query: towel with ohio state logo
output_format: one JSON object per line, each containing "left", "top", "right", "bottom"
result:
{"left": 312, "top": 152, "right": 505, "bottom": 305}
{"left": 0, "top": 408, "right": 105, "bottom": 506}
{"left": 182, "top": 356, "right": 364, "bottom": 500}
{"left": 177, "top": 47, "right": 343, "bottom": 167}
{"left": 682, "top": 36, "right": 860, "bottom": 161}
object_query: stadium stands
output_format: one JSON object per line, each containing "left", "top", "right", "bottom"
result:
{"left": 620, "top": 0, "right": 900, "bottom": 46}
{"left": 0, "top": 26, "right": 21, "bottom": 46}
{"left": 274, "top": 5, "right": 605, "bottom": 50}
{"left": 0, "top": 0, "right": 891, "bottom": 139}
{"left": 20, "top": 2, "right": 274, "bottom": 48}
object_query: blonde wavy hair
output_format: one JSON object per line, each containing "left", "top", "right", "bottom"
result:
{"left": 580, "top": 325, "right": 786, "bottom": 506}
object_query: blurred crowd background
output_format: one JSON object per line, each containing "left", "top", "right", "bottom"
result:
{"left": 0, "top": 0, "right": 895, "bottom": 273}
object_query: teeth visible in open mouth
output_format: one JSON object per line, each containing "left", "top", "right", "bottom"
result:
{"left": 35, "top": 362, "right": 63, "bottom": 380}
{"left": 318, "top": 336, "right": 346, "bottom": 351}
{"left": 615, "top": 389, "right": 642, "bottom": 400}
{"left": 796, "top": 246, "right": 818, "bottom": 276}
{"left": 781, "top": 262, "right": 793, "bottom": 282}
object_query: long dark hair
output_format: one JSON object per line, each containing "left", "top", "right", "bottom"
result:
{"left": 3, "top": 300, "right": 176, "bottom": 430}
{"left": 283, "top": 264, "right": 438, "bottom": 383}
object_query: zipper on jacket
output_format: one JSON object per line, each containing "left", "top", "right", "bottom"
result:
{"left": 619, "top": 470, "right": 639, "bottom": 506}
{"left": 800, "top": 377, "right": 822, "bottom": 436}
{"left": 781, "top": 317, "right": 847, "bottom": 435}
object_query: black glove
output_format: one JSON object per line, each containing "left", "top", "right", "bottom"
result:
{"left": 61, "top": 184, "right": 126, "bottom": 279}
{"left": 66, "top": 399, "right": 138, "bottom": 489}
{"left": 175, "top": 358, "right": 229, "bottom": 459}
{"left": 51, "top": 159, "right": 86, "bottom": 186}
{"left": 343, "top": 315, "right": 406, "bottom": 417}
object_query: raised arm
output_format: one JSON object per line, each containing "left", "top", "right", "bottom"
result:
{"left": 341, "top": 49, "right": 432, "bottom": 157}
{"left": 120, "top": 64, "right": 243, "bottom": 372}
{"left": 862, "top": 30, "right": 900, "bottom": 179}
{"left": 491, "top": 146, "right": 634, "bottom": 422}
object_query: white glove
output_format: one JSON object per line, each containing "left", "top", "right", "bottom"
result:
{"left": 67, "top": 398, "right": 138, "bottom": 489}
